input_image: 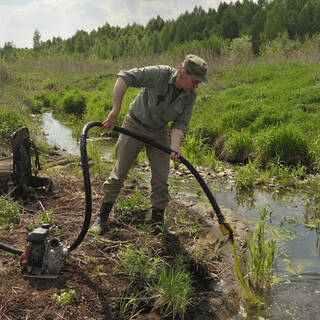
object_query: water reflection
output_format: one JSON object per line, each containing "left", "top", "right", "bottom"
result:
{"left": 42, "top": 112, "right": 80, "bottom": 155}
{"left": 41, "top": 112, "right": 114, "bottom": 161}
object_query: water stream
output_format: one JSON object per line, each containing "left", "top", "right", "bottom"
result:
{"left": 40, "top": 112, "right": 320, "bottom": 320}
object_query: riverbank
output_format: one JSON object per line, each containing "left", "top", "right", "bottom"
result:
{"left": 0, "top": 153, "right": 250, "bottom": 319}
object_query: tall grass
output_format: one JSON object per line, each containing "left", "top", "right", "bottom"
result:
{"left": 247, "top": 205, "right": 275, "bottom": 290}
{"left": 181, "top": 133, "right": 216, "bottom": 168}
{"left": 150, "top": 255, "right": 193, "bottom": 319}
{"left": 115, "top": 246, "right": 193, "bottom": 319}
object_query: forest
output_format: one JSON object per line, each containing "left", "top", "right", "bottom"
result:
{"left": 1, "top": 0, "right": 320, "bottom": 60}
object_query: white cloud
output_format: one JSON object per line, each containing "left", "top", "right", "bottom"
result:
{"left": 0, "top": 0, "right": 232, "bottom": 48}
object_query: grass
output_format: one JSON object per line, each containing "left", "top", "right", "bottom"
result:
{"left": 0, "top": 198, "right": 20, "bottom": 229}
{"left": 50, "top": 289, "right": 77, "bottom": 305}
{"left": 304, "top": 198, "right": 320, "bottom": 229}
{"left": 235, "top": 160, "right": 257, "bottom": 189}
{"left": 150, "top": 255, "right": 193, "bottom": 319}
{"left": 2, "top": 51, "right": 320, "bottom": 187}
{"left": 115, "top": 245, "right": 193, "bottom": 319}
{"left": 115, "top": 188, "right": 149, "bottom": 216}
{"left": 38, "top": 210, "right": 57, "bottom": 225}
{"left": 115, "top": 244, "right": 162, "bottom": 283}
{"left": 247, "top": 205, "right": 275, "bottom": 290}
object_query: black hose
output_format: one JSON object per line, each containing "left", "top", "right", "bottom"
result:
{"left": 0, "top": 120, "right": 232, "bottom": 256}
{"left": 0, "top": 241, "right": 23, "bottom": 255}
{"left": 68, "top": 121, "right": 102, "bottom": 252}
{"left": 113, "top": 125, "right": 227, "bottom": 226}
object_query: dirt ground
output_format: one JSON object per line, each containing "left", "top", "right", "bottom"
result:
{"left": 0, "top": 155, "right": 250, "bottom": 320}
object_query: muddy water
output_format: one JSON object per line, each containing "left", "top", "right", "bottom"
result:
{"left": 41, "top": 113, "right": 320, "bottom": 320}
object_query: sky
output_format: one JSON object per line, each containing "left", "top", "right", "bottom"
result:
{"left": 0, "top": 0, "right": 232, "bottom": 49}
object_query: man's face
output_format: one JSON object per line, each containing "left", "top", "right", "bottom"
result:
{"left": 179, "top": 70, "right": 201, "bottom": 91}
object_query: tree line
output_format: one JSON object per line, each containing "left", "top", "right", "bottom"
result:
{"left": 1, "top": 0, "right": 320, "bottom": 60}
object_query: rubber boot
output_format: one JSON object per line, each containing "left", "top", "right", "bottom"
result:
{"left": 151, "top": 208, "right": 176, "bottom": 237}
{"left": 89, "top": 202, "right": 113, "bottom": 235}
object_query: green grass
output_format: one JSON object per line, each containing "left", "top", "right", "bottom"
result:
{"left": 115, "top": 244, "right": 163, "bottom": 283}
{"left": 50, "top": 289, "right": 77, "bottom": 305}
{"left": 191, "top": 60, "right": 320, "bottom": 172}
{"left": 247, "top": 205, "right": 275, "bottom": 290}
{"left": 149, "top": 255, "right": 193, "bottom": 319}
{"left": 115, "top": 188, "right": 149, "bottom": 216}
{"left": 0, "top": 199, "right": 20, "bottom": 229}
{"left": 115, "top": 246, "right": 193, "bottom": 319}
{"left": 2, "top": 54, "right": 320, "bottom": 186}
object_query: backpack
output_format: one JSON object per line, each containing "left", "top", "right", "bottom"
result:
{"left": 10, "top": 127, "right": 53, "bottom": 201}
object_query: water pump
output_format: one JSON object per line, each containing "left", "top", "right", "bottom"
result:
{"left": 20, "top": 224, "right": 68, "bottom": 278}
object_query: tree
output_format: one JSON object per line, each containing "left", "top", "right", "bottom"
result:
{"left": 218, "top": 7, "right": 240, "bottom": 40}
{"left": 33, "top": 29, "right": 41, "bottom": 50}
{"left": 263, "top": 0, "right": 287, "bottom": 41}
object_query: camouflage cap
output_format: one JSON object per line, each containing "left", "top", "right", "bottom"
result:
{"left": 182, "top": 54, "right": 208, "bottom": 82}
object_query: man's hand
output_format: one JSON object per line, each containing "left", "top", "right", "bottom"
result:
{"left": 170, "top": 128, "right": 184, "bottom": 162}
{"left": 170, "top": 149, "right": 181, "bottom": 162}
{"left": 102, "top": 110, "right": 118, "bottom": 130}
{"left": 102, "top": 77, "right": 127, "bottom": 130}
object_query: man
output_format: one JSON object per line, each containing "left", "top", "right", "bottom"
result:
{"left": 90, "top": 54, "right": 208, "bottom": 235}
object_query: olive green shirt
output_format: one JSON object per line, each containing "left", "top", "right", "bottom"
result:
{"left": 117, "top": 65, "right": 196, "bottom": 132}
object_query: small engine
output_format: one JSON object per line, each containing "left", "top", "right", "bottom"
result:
{"left": 21, "top": 224, "right": 68, "bottom": 278}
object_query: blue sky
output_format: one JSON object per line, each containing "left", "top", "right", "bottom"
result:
{"left": 0, "top": 0, "right": 231, "bottom": 48}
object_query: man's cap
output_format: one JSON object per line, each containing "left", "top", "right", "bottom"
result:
{"left": 182, "top": 54, "right": 208, "bottom": 82}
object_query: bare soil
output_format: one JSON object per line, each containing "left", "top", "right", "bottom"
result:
{"left": 0, "top": 156, "right": 249, "bottom": 320}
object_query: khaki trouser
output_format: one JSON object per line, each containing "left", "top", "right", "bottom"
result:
{"left": 102, "top": 114, "right": 170, "bottom": 209}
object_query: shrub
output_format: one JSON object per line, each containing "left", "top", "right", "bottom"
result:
{"left": 203, "top": 34, "right": 226, "bottom": 56}
{"left": 0, "top": 59, "right": 11, "bottom": 85}
{"left": 228, "top": 35, "right": 254, "bottom": 64}
{"left": 62, "top": 90, "right": 86, "bottom": 114}
{"left": 0, "top": 107, "right": 26, "bottom": 141}
{"left": 261, "top": 33, "right": 300, "bottom": 60}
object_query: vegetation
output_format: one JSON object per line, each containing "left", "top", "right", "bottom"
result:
{"left": 50, "top": 289, "right": 77, "bottom": 305}
{"left": 115, "top": 245, "right": 193, "bottom": 319}
{"left": 2, "top": 0, "right": 320, "bottom": 60}
{"left": 115, "top": 188, "right": 149, "bottom": 216}
{"left": 247, "top": 205, "right": 275, "bottom": 290}
{"left": 0, "top": 198, "right": 20, "bottom": 229}
{"left": 304, "top": 198, "right": 320, "bottom": 229}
